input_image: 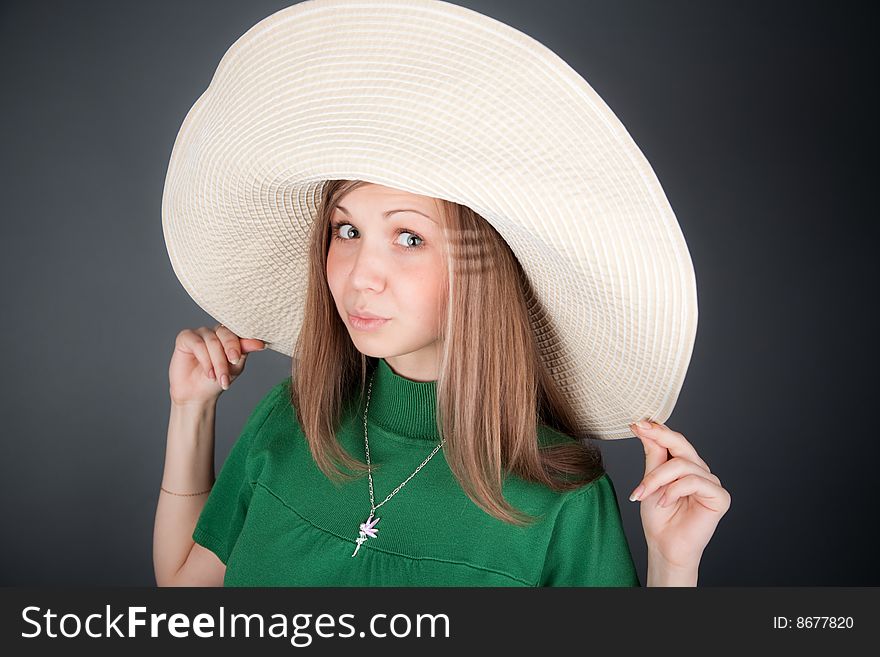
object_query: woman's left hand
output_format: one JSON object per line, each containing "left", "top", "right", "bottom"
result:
{"left": 628, "top": 421, "right": 731, "bottom": 571}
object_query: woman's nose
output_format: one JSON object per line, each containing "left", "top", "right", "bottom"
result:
{"left": 348, "top": 247, "right": 387, "bottom": 290}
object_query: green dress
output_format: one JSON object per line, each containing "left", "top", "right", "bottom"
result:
{"left": 193, "top": 358, "right": 641, "bottom": 587}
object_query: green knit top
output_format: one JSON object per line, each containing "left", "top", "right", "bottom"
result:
{"left": 192, "top": 358, "right": 641, "bottom": 586}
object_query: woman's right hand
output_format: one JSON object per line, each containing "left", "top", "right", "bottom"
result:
{"left": 169, "top": 324, "right": 267, "bottom": 406}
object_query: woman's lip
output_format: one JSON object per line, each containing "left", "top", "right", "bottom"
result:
{"left": 348, "top": 314, "right": 390, "bottom": 330}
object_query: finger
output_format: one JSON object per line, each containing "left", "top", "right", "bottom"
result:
{"left": 629, "top": 456, "right": 721, "bottom": 502}
{"left": 630, "top": 421, "right": 711, "bottom": 473}
{"left": 184, "top": 334, "right": 216, "bottom": 381}
{"left": 232, "top": 350, "right": 248, "bottom": 373}
{"left": 215, "top": 325, "right": 267, "bottom": 357}
{"left": 197, "top": 327, "right": 232, "bottom": 390}
{"left": 637, "top": 425, "right": 713, "bottom": 477}
{"left": 240, "top": 337, "right": 268, "bottom": 353}
{"left": 214, "top": 325, "right": 244, "bottom": 365}
{"left": 630, "top": 424, "right": 669, "bottom": 478}
{"left": 657, "top": 473, "right": 731, "bottom": 513}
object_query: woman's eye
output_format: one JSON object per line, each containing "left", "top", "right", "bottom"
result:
{"left": 396, "top": 232, "right": 424, "bottom": 248}
{"left": 336, "top": 223, "right": 356, "bottom": 239}
{"left": 330, "top": 222, "right": 424, "bottom": 250}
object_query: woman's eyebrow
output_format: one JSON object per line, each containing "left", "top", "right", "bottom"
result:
{"left": 336, "top": 205, "right": 437, "bottom": 224}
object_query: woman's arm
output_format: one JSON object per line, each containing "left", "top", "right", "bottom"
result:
{"left": 152, "top": 399, "right": 220, "bottom": 586}
{"left": 153, "top": 324, "right": 262, "bottom": 586}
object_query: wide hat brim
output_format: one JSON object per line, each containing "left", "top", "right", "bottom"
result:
{"left": 161, "top": 0, "right": 698, "bottom": 440}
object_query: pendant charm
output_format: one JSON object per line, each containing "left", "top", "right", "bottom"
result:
{"left": 351, "top": 513, "right": 380, "bottom": 557}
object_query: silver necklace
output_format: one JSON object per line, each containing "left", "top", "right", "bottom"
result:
{"left": 351, "top": 370, "right": 446, "bottom": 557}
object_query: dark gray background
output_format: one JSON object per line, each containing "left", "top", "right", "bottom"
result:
{"left": 1, "top": 0, "right": 875, "bottom": 586}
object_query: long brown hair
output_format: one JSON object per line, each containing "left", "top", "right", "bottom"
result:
{"left": 291, "top": 179, "right": 604, "bottom": 526}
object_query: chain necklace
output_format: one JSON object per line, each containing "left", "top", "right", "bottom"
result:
{"left": 351, "top": 370, "right": 446, "bottom": 557}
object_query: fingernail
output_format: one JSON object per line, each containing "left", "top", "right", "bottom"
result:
{"left": 220, "top": 374, "right": 229, "bottom": 390}
{"left": 635, "top": 420, "right": 653, "bottom": 429}
{"left": 629, "top": 484, "right": 645, "bottom": 502}
{"left": 229, "top": 351, "right": 240, "bottom": 365}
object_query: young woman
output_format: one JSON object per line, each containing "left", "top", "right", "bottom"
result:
{"left": 154, "top": 0, "right": 730, "bottom": 586}
{"left": 154, "top": 180, "right": 729, "bottom": 587}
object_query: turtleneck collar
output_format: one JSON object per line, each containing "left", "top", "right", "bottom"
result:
{"left": 363, "top": 358, "right": 440, "bottom": 441}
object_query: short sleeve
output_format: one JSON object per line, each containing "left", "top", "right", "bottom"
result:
{"left": 191, "top": 378, "right": 289, "bottom": 564}
{"left": 539, "top": 472, "right": 642, "bottom": 587}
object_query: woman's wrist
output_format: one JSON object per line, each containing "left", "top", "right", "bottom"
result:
{"left": 163, "top": 398, "right": 218, "bottom": 493}
{"left": 646, "top": 549, "right": 700, "bottom": 587}
{"left": 168, "top": 399, "right": 217, "bottom": 442}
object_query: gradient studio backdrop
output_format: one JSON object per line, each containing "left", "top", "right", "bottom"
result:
{"left": 0, "top": 0, "right": 875, "bottom": 586}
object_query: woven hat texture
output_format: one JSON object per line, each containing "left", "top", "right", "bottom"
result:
{"left": 162, "top": 0, "right": 699, "bottom": 440}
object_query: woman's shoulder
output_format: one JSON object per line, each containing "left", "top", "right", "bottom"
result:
{"left": 536, "top": 423, "right": 579, "bottom": 448}
{"left": 496, "top": 424, "right": 602, "bottom": 509}
{"left": 507, "top": 423, "right": 615, "bottom": 505}
{"left": 236, "top": 375, "right": 296, "bottom": 448}
{"left": 535, "top": 423, "right": 609, "bottom": 483}
{"left": 252, "top": 375, "right": 294, "bottom": 420}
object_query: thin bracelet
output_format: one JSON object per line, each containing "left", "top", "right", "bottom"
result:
{"left": 161, "top": 486, "right": 212, "bottom": 497}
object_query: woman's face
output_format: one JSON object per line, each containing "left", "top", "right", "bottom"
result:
{"left": 326, "top": 183, "right": 448, "bottom": 381}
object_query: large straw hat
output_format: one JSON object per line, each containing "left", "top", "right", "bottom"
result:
{"left": 161, "top": 0, "right": 699, "bottom": 440}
